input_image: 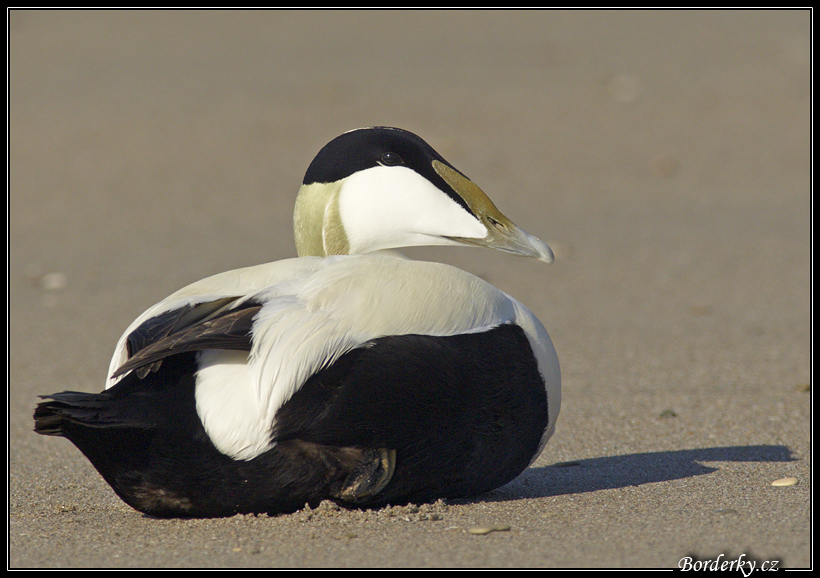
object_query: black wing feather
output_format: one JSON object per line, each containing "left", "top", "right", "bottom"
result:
{"left": 112, "top": 299, "right": 262, "bottom": 379}
{"left": 125, "top": 296, "right": 243, "bottom": 357}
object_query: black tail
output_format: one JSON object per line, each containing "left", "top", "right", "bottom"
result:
{"left": 34, "top": 390, "right": 148, "bottom": 436}
{"left": 31, "top": 354, "right": 341, "bottom": 517}
{"left": 31, "top": 355, "right": 218, "bottom": 516}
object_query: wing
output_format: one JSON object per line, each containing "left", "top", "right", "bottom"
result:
{"left": 111, "top": 297, "right": 261, "bottom": 380}
{"left": 105, "top": 257, "right": 329, "bottom": 387}
{"left": 123, "top": 296, "right": 242, "bottom": 357}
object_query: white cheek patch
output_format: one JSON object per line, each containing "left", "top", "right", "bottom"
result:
{"left": 338, "top": 166, "right": 488, "bottom": 254}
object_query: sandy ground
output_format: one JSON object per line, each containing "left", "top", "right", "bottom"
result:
{"left": 9, "top": 10, "right": 810, "bottom": 568}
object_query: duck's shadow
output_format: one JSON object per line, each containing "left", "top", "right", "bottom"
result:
{"left": 479, "top": 444, "right": 797, "bottom": 502}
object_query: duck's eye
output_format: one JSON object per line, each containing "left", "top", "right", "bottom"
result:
{"left": 379, "top": 152, "right": 404, "bottom": 166}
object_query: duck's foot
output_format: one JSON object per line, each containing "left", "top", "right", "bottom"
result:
{"left": 333, "top": 447, "right": 396, "bottom": 503}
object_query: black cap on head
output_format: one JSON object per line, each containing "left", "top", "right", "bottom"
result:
{"left": 302, "top": 127, "right": 464, "bottom": 194}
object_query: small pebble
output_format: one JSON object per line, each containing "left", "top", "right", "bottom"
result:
{"left": 417, "top": 513, "right": 442, "bottom": 521}
{"left": 468, "top": 525, "right": 511, "bottom": 535}
{"left": 715, "top": 508, "right": 738, "bottom": 515}
{"left": 39, "top": 272, "right": 68, "bottom": 291}
{"left": 771, "top": 477, "right": 798, "bottom": 487}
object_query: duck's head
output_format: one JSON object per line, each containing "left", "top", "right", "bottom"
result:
{"left": 293, "top": 127, "right": 553, "bottom": 263}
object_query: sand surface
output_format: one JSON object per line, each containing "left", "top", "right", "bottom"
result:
{"left": 9, "top": 10, "right": 810, "bottom": 568}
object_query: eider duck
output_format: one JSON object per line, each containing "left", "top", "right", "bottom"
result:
{"left": 34, "top": 127, "right": 561, "bottom": 518}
